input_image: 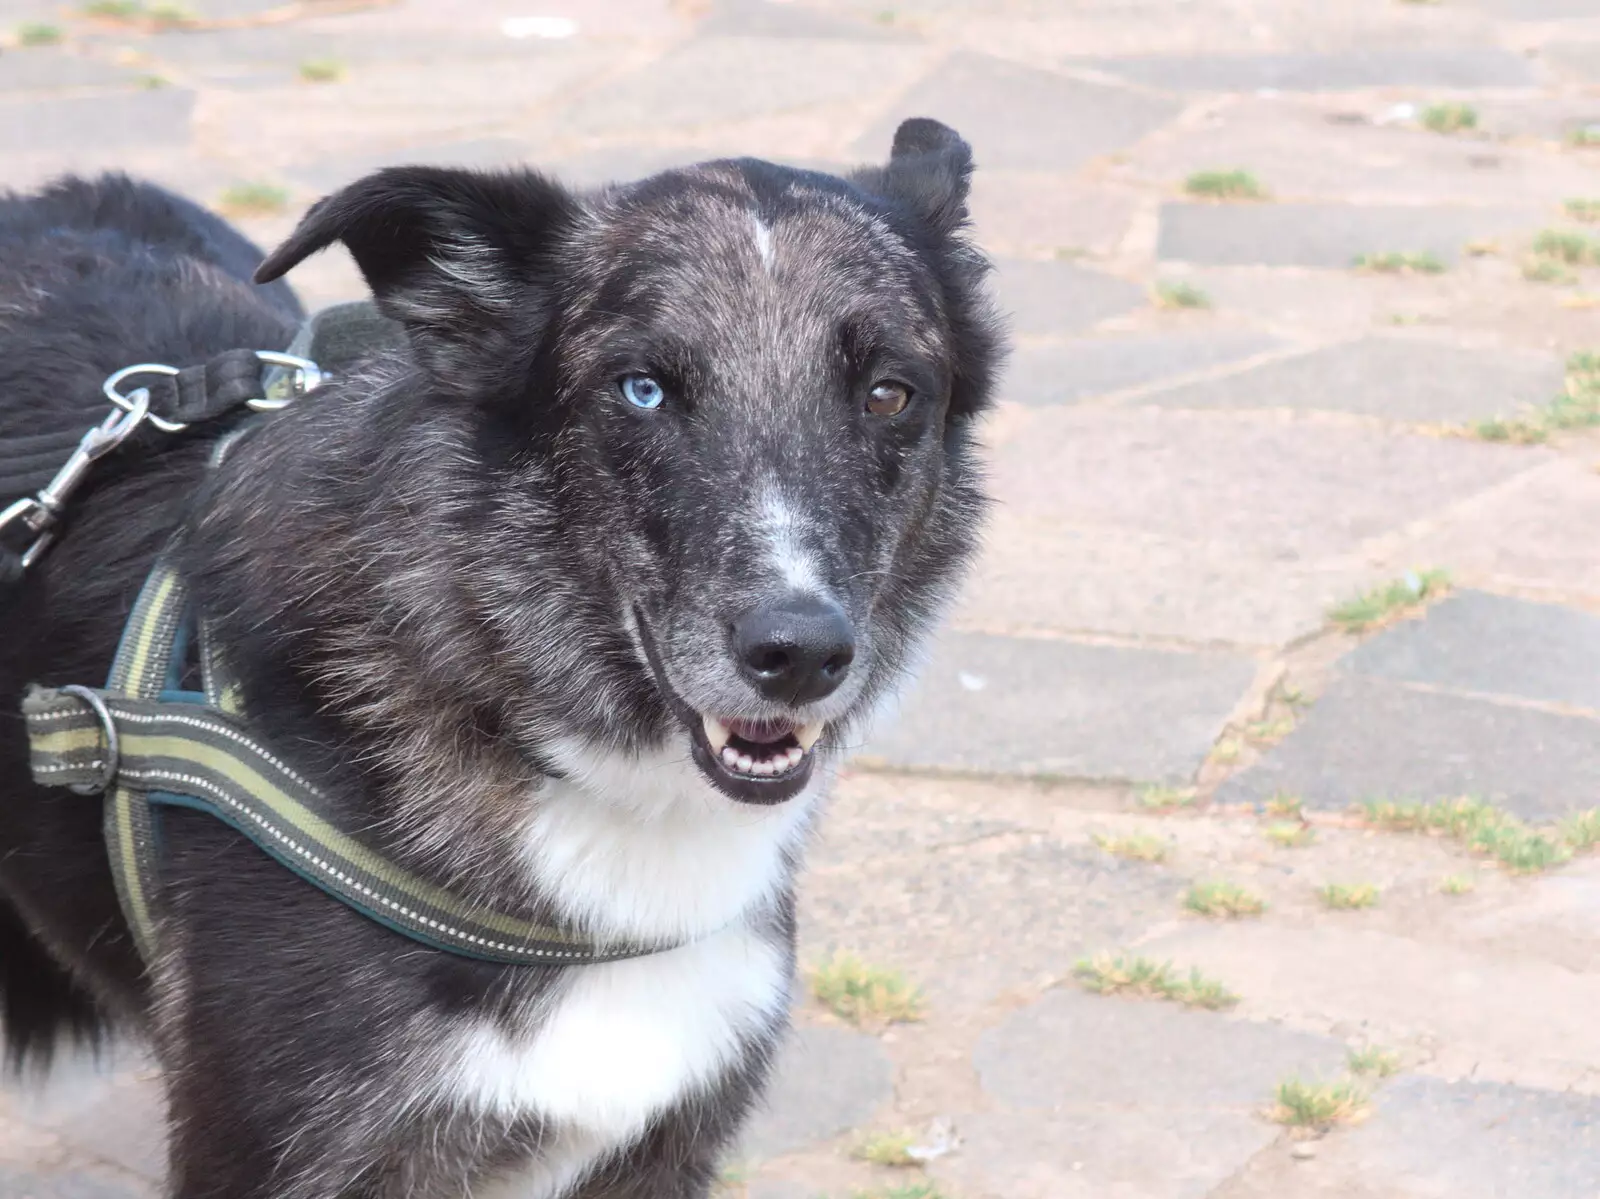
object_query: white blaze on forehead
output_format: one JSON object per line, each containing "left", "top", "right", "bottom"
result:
{"left": 756, "top": 488, "right": 822, "bottom": 593}
{"left": 750, "top": 213, "right": 775, "bottom": 272}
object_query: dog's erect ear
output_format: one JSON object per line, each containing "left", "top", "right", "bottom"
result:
{"left": 867, "top": 117, "right": 975, "bottom": 237}
{"left": 255, "top": 166, "right": 576, "bottom": 392}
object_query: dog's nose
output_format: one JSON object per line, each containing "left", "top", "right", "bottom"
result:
{"left": 732, "top": 596, "right": 856, "bottom": 704}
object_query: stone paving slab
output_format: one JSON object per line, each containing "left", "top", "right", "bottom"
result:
{"left": 1004, "top": 329, "right": 1285, "bottom": 406}
{"left": 967, "top": 172, "right": 1139, "bottom": 257}
{"left": 954, "top": 512, "right": 1369, "bottom": 646}
{"left": 1119, "top": 95, "right": 1600, "bottom": 209}
{"left": 1217, "top": 671, "right": 1600, "bottom": 819}
{"left": 1325, "top": 1076, "right": 1600, "bottom": 1197}
{"left": 991, "top": 258, "right": 1147, "bottom": 338}
{"left": 860, "top": 630, "right": 1258, "bottom": 782}
{"left": 1158, "top": 202, "right": 1542, "bottom": 269}
{"left": 1143, "top": 336, "right": 1565, "bottom": 423}
{"left": 1139, "top": 921, "right": 1600, "bottom": 1088}
{"left": 934, "top": 988, "right": 1346, "bottom": 1199}
{"left": 1403, "top": 458, "right": 1600, "bottom": 605}
{"left": 987, "top": 405, "right": 1540, "bottom": 560}
{"left": 739, "top": 1024, "right": 894, "bottom": 1160}
{"left": 1343, "top": 590, "right": 1600, "bottom": 711}
{"left": 700, "top": 0, "right": 911, "bottom": 41}
{"left": 286, "top": 137, "right": 539, "bottom": 193}
{"left": 0, "top": 48, "right": 142, "bottom": 92}
{"left": 0, "top": 89, "right": 195, "bottom": 157}
{"left": 559, "top": 35, "right": 933, "bottom": 136}
{"left": 851, "top": 52, "right": 1182, "bottom": 173}
{"left": 1078, "top": 48, "right": 1539, "bottom": 92}
{"left": 0, "top": 1165, "right": 152, "bottom": 1199}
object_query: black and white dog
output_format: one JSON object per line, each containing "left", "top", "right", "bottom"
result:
{"left": 0, "top": 118, "right": 1002, "bottom": 1198}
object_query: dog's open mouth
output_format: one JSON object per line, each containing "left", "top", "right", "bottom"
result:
{"left": 689, "top": 713, "right": 823, "bottom": 803}
{"left": 702, "top": 715, "right": 821, "bottom": 777}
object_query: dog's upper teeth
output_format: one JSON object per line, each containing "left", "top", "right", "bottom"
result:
{"left": 795, "top": 721, "right": 824, "bottom": 751}
{"left": 703, "top": 715, "right": 731, "bottom": 753}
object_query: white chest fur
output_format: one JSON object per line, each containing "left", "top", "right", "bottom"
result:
{"left": 443, "top": 739, "right": 815, "bottom": 1197}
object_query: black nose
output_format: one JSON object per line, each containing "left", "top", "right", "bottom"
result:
{"left": 732, "top": 596, "right": 856, "bottom": 705}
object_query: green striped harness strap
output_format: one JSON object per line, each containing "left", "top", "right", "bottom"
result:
{"left": 24, "top": 559, "right": 648, "bottom": 967}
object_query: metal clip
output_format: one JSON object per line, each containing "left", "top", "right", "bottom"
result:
{"left": 0, "top": 387, "right": 150, "bottom": 569}
{"left": 250, "top": 350, "right": 325, "bottom": 411}
{"left": 104, "top": 363, "right": 184, "bottom": 432}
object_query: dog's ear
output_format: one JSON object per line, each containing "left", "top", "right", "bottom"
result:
{"left": 857, "top": 118, "right": 975, "bottom": 237}
{"left": 255, "top": 166, "right": 576, "bottom": 392}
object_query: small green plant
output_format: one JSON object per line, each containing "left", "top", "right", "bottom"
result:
{"left": 1269, "top": 1076, "right": 1371, "bottom": 1129}
{"left": 1264, "top": 793, "right": 1303, "bottom": 819}
{"left": 1184, "top": 169, "right": 1267, "bottom": 201}
{"left": 1465, "top": 239, "right": 1500, "bottom": 257}
{"left": 1265, "top": 821, "right": 1314, "bottom": 848}
{"left": 1439, "top": 873, "right": 1476, "bottom": 895}
{"left": 1561, "top": 809, "right": 1600, "bottom": 852}
{"left": 1523, "top": 256, "right": 1578, "bottom": 285}
{"left": 809, "top": 952, "right": 924, "bottom": 1027}
{"left": 138, "top": 73, "right": 169, "bottom": 89}
{"left": 1208, "top": 736, "right": 1243, "bottom": 764}
{"left": 1533, "top": 228, "right": 1596, "bottom": 265}
{"left": 851, "top": 1184, "right": 945, "bottom": 1199}
{"left": 1245, "top": 716, "right": 1294, "bottom": 744}
{"left": 1328, "top": 569, "right": 1449, "bottom": 632}
{"left": 1092, "top": 832, "right": 1169, "bottom": 863}
{"left": 1421, "top": 102, "right": 1477, "bottom": 134}
{"left": 1184, "top": 880, "right": 1266, "bottom": 918}
{"left": 216, "top": 182, "right": 290, "bottom": 217}
{"left": 1565, "top": 199, "right": 1600, "bottom": 223}
{"left": 1154, "top": 280, "right": 1211, "bottom": 309}
{"left": 851, "top": 1129, "right": 919, "bottom": 1168}
{"left": 1347, "top": 1046, "right": 1402, "bottom": 1078}
{"left": 1319, "top": 882, "right": 1379, "bottom": 910}
{"left": 1353, "top": 250, "right": 1446, "bottom": 275}
{"left": 1361, "top": 796, "right": 1572, "bottom": 874}
{"left": 16, "top": 22, "right": 63, "bottom": 44}
{"left": 1568, "top": 126, "right": 1600, "bottom": 148}
{"left": 146, "top": 2, "right": 195, "bottom": 26}
{"left": 1137, "top": 784, "right": 1197, "bottom": 812}
{"left": 82, "top": 0, "right": 142, "bottom": 16}
{"left": 298, "top": 57, "right": 345, "bottom": 83}
{"left": 1072, "top": 952, "right": 1238, "bottom": 1010}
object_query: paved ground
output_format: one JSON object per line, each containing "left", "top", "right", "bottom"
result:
{"left": 4, "top": 0, "right": 1600, "bottom": 1195}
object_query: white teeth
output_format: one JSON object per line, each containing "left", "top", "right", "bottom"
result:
{"left": 703, "top": 715, "right": 731, "bottom": 753}
{"left": 735, "top": 752, "right": 755, "bottom": 774}
{"left": 720, "top": 745, "right": 739, "bottom": 768}
{"left": 795, "top": 721, "right": 824, "bottom": 751}
{"left": 752, "top": 759, "right": 775, "bottom": 776}
{"left": 786, "top": 745, "right": 803, "bottom": 768}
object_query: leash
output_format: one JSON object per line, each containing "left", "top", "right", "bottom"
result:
{"left": 12, "top": 302, "right": 653, "bottom": 968}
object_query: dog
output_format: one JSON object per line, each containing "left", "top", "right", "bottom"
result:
{"left": 0, "top": 117, "right": 1002, "bottom": 1198}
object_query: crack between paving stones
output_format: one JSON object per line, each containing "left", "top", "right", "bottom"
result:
{"left": 1383, "top": 676, "right": 1600, "bottom": 721}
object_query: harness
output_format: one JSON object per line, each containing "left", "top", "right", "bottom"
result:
{"left": 6, "top": 303, "right": 649, "bottom": 968}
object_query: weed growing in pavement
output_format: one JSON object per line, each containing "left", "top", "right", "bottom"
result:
{"left": 1353, "top": 250, "right": 1445, "bottom": 274}
{"left": 1092, "top": 832, "right": 1170, "bottom": 863}
{"left": 1328, "top": 569, "right": 1449, "bottom": 632}
{"left": 1421, "top": 102, "right": 1477, "bottom": 134}
{"left": 1184, "top": 880, "right": 1267, "bottom": 918}
{"left": 809, "top": 952, "right": 925, "bottom": 1027}
{"left": 217, "top": 182, "right": 290, "bottom": 217}
{"left": 1347, "top": 1047, "right": 1402, "bottom": 1077}
{"left": 1268, "top": 1076, "right": 1371, "bottom": 1130}
{"left": 1154, "top": 280, "right": 1211, "bottom": 309}
{"left": 1073, "top": 952, "right": 1238, "bottom": 1010}
{"left": 1319, "top": 882, "right": 1379, "bottom": 910}
{"left": 1184, "top": 169, "right": 1268, "bottom": 201}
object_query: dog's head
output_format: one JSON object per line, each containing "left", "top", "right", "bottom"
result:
{"left": 257, "top": 120, "right": 1002, "bottom": 807}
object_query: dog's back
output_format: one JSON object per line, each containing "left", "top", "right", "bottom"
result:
{"left": 0, "top": 174, "right": 301, "bottom": 1069}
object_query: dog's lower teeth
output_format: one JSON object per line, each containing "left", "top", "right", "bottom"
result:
{"left": 786, "top": 746, "right": 803, "bottom": 768}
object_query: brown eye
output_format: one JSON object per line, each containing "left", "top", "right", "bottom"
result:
{"left": 866, "top": 381, "right": 911, "bottom": 417}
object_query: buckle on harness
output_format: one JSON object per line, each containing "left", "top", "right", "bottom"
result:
{"left": 56, "top": 684, "right": 120, "bottom": 796}
{"left": 104, "top": 351, "right": 324, "bottom": 432}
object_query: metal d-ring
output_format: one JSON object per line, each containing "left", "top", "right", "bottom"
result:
{"left": 57, "top": 685, "right": 120, "bottom": 796}
{"left": 104, "top": 363, "right": 186, "bottom": 433}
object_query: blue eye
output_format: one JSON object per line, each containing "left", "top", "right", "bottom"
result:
{"left": 620, "top": 374, "right": 664, "bottom": 410}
